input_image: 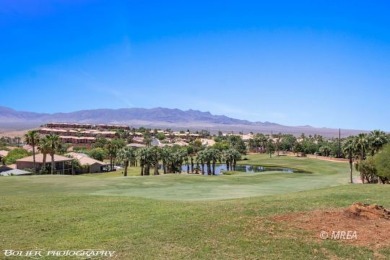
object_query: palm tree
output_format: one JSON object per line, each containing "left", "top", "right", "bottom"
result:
{"left": 319, "top": 145, "right": 332, "bottom": 157}
{"left": 186, "top": 145, "right": 196, "bottom": 173}
{"left": 204, "top": 149, "right": 212, "bottom": 175}
{"left": 196, "top": 148, "right": 223, "bottom": 175}
{"left": 222, "top": 150, "right": 231, "bottom": 171}
{"left": 353, "top": 133, "right": 368, "bottom": 161}
{"left": 137, "top": 147, "right": 154, "bottom": 176}
{"left": 137, "top": 148, "right": 147, "bottom": 176}
{"left": 232, "top": 149, "right": 241, "bottom": 171}
{"left": 368, "top": 130, "right": 388, "bottom": 156}
{"left": 45, "top": 134, "right": 62, "bottom": 174}
{"left": 150, "top": 146, "right": 161, "bottom": 175}
{"left": 221, "top": 148, "right": 241, "bottom": 172}
{"left": 105, "top": 141, "right": 116, "bottom": 171}
{"left": 266, "top": 138, "right": 274, "bottom": 158}
{"left": 160, "top": 146, "right": 171, "bottom": 174}
{"left": 208, "top": 148, "right": 221, "bottom": 175}
{"left": 24, "top": 130, "right": 40, "bottom": 173}
{"left": 105, "top": 139, "right": 126, "bottom": 171}
{"left": 342, "top": 137, "right": 355, "bottom": 183}
{"left": 167, "top": 147, "right": 187, "bottom": 173}
{"left": 196, "top": 150, "right": 207, "bottom": 175}
{"left": 38, "top": 138, "right": 51, "bottom": 174}
{"left": 117, "top": 146, "right": 136, "bottom": 176}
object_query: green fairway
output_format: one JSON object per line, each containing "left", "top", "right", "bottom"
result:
{"left": 1, "top": 154, "right": 388, "bottom": 259}
{"left": 0, "top": 154, "right": 350, "bottom": 201}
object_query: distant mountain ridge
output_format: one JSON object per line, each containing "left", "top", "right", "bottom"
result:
{"left": 0, "top": 106, "right": 279, "bottom": 126}
{"left": 0, "top": 106, "right": 364, "bottom": 137}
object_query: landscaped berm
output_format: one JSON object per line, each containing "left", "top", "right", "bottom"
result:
{"left": 0, "top": 154, "right": 389, "bottom": 259}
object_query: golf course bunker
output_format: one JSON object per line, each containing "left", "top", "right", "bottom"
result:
{"left": 272, "top": 203, "right": 390, "bottom": 250}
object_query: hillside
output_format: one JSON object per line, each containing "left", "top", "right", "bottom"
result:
{"left": 0, "top": 106, "right": 364, "bottom": 137}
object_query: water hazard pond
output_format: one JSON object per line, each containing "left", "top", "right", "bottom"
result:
{"left": 180, "top": 164, "right": 311, "bottom": 175}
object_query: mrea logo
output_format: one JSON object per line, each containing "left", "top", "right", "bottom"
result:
{"left": 320, "top": 230, "right": 358, "bottom": 240}
{"left": 331, "top": 230, "right": 357, "bottom": 240}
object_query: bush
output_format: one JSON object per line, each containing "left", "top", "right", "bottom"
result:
{"left": 374, "top": 144, "right": 390, "bottom": 184}
{"left": 4, "top": 148, "right": 30, "bottom": 165}
{"left": 357, "top": 157, "right": 378, "bottom": 184}
{"left": 87, "top": 148, "right": 107, "bottom": 161}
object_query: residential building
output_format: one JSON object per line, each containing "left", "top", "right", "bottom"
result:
{"left": 16, "top": 154, "right": 73, "bottom": 174}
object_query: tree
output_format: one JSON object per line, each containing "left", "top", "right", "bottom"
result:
{"left": 368, "top": 130, "right": 388, "bottom": 156}
{"left": 247, "top": 134, "right": 268, "bottom": 153}
{"left": 273, "top": 133, "right": 282, "bottom": 156}
{"left": 213, "top": 140, "right": 230, "bottom": 151}
{"left": 92, "top": 136, "right": 109, "bottom": 149}
{"left": 319, "top": 145, "right": 332, "bottom": 157}
{"left": 342, "top": 137, "right": 355, "bottom": 183}
{"left": 105, "top": 139, "right": 126, "bottom": 170}
{"left": 115, "top": 129, "right": 130, "bottom": 140}
{"left": 117, "top": 146, "right": 136, "bottom": 176}
{"left": 353, "top": 133, "right": 369, "bottom": 161}
{"left": 160, "top": 146, "right": 187, "bottom": 174}
{"left": 186, "top": 145, "right": 196, "bottom": 173}
{"left": 280, "top": 134, "right": 297, "bottom": 152}
{"left": 222, "top": 148, "right": 241, "bottom": 171}
{"left": 357, "top": 157, "right": 378, "bottom": 184}
{"left": 266, "top": 138, "right": 275, "bottom": 158}
{"left": 196, "top": 149, "right": 207, "bottom": 175}
{"left": 159, "top": 146, "right": 171, "bottom": 174}
{"left": 137, "top": 147, "right": 155, "bottom": 175}
{"left": 301, "top": 139, "right": 318, "bottom": 155}
{"left": 292, "top": 141, "right": 303, "bottom": 156}
{"left": 38, "top": 138, "right": 51, "bottom": 174}
{"left": 208, "top": 148, "right": 221, "bottom": 175}
{"left": 87, "top": 148, "right": 107, "bottom": 161}
{"left": 155, "top": 132, "right": 166, "bottom": 141}
{"left": 227, "top": 135, "right": 246, "bottom": 155}
{"left": 24, "top": 130, "right": 40, "bottom": 173}
{"left": 374, "top": 144, "right": 390, "bottom": 184}
{"left": 150, "top": 146, "right": 161, "bottom": 175}
{"left": 64, "top": 156, "right": 82, "bottom": 175}
{"left": 44, "top": 134, "right": 62, "bottom": 174}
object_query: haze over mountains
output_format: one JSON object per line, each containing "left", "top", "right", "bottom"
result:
{"left": 0, "top": 106, "right": 365, "bottom": 137}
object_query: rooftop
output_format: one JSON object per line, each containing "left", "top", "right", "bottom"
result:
{"left": 66, "top": 152, "right": 107, "bottom": 166}
{"left": 16, "top": 154, "right": 73, "bottom": 163}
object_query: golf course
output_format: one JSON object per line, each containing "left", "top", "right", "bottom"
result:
{"left": 1, "top": 154, "right": 389, "bottom": 259}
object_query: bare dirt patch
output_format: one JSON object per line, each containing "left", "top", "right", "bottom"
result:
{"left": 273, "top": 203, "right": 390, "bottom": 250}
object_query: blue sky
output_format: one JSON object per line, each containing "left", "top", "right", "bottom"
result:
{"left": 1, "top": 0, "right": 390, "bottom": 131}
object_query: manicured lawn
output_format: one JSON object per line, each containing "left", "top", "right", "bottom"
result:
{"left": 0, "top": 154, "right": 388, "bottom": 259}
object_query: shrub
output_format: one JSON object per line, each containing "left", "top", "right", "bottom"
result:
{"left": 374, "top": 144, "right": 390, "bottom": 184}
{"left": 357, "top": 157, "right": 378, "bottom": 184}
{"left": 4, "top": 148, "right": 30, "bottom": 165}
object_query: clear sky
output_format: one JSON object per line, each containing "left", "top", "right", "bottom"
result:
{"left": 1, "top": 0, "right": 389, "bottom": 131}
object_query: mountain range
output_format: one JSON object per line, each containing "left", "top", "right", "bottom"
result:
{"left": 0, "top": 106, "right": 365, "bottom": 137}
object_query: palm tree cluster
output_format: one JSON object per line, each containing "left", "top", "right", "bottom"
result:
{"left": 116, "top": 145, "right": 242, "bottom": 176}
{"left": 342, "top": 130, "right": 389, "bottom": 183}
{"left": 34, "top": 133, "right": 62, "bottom": 174}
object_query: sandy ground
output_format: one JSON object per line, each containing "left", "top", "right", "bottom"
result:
{"left": 272, "top": 203, "right": 390, "bottom": 253}
{"left": 0, "top": 129, "right": 31, "bottom": 138}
